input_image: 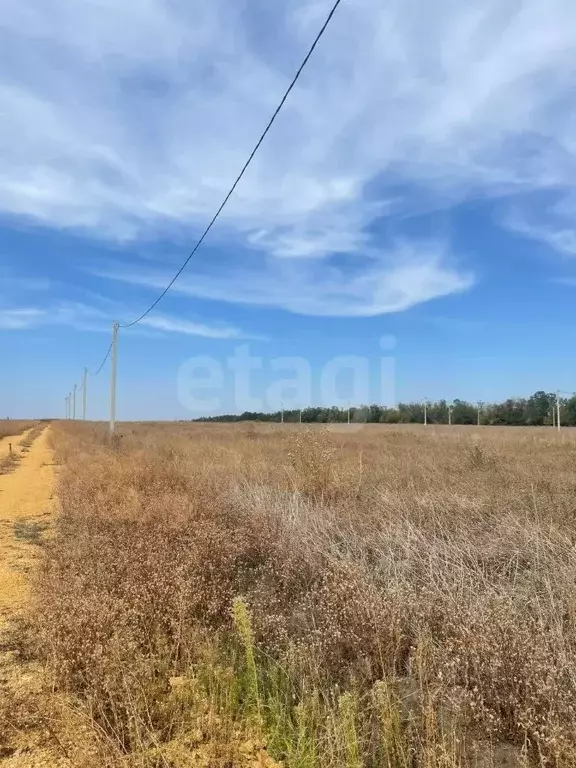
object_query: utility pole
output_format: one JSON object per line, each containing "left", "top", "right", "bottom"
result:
{"left": 299, "top": 408, "right": 302, "bottom": 424}
{"left": 556, "top": 391, "right": 561, "bottom": 432}
{"left": 110, "top": 322, "right": 119, "bottom": 435}
{"left": 448, "top": 405, "right": 452, "bottom": 426}
{"left": 477, "top": 402, "right": 481, "bottom": 426}
{"left": 73, "top": 383, "right": 77, "bottom": 420}
{"left": 347, "top": 404, "right": 351, "bottom": 425}
{"left": 281, "top": 401, "right": 284, "bottom": 424}
{"left": 82, "top": 367, "right": 87, "bottom": 420}
{"left": 423, "top": 400, "right": 427, "bottom": 426}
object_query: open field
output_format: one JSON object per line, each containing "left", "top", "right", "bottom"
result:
{"left": 4, "top": 421, "right": 576, "bottom": 766}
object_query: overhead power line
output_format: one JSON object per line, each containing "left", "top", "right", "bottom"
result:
{"left": 119, "top": 0, "right": 344, "bottom": 329}
{"left": 89, "top": 342, "right": 113, "bottom": 377}
{"left": 64, "top": 0, "right": 344, "bottom": 426}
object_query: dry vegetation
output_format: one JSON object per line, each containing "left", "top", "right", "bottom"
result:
{"left": 0, "top": 420, "right": 35, "bottom": 441}
{"left": 0, "top": 420, "right": 39, "bottom": 474}
{"left": 18, "top": 422, "right": 576, "bottom": 766}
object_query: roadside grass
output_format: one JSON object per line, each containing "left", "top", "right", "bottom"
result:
{"left": 0, "top": 424, "right": 43, "bottom": 474}
{"left": 13, "top": 520, "right": 50, "bottom": 545}
{"left": 0, "top": 451, "right": 20, "bottom": 475}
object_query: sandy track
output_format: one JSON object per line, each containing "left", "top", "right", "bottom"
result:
{"left": 0, "top": 427, "right": 67, "bottom": 767}
{"left": 0, "top": 428, "right": 56, "bottom": 620}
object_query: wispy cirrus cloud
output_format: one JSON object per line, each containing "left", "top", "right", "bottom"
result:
{"left": 94, "top": 239, "right": 472, "bottom": 317}
{"left": 506, "top": 195, "right": 576, "bottom": 259}
{"left": 0, "top": 299, "right": 256, "bottom": 339}
{"left": 138, "top": 315, "right": 265, "bottom": 340}
{"left": 2, "top": 0, "right": 576, "bottom": 315}
{"left": 0, "top": 308, "right": 45, "bottom": 330}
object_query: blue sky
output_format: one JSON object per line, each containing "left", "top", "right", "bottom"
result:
{"left": 3, "top": 0, "right": 576, "bottom": 419}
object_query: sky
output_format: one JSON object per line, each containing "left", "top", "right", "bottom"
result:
{"left": 3, "top": 0, "right": 576, "bottom": 419}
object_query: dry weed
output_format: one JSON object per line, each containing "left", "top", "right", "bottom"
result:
{"left": 24, "top": 421, "right": 576, "bottom": 766}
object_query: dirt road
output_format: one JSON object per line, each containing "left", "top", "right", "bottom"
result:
{"left": 0, "top": 426, "right": 67, "bottom": 766}
{"left": 0, "top": 427, "right": 56, "bottom": 621}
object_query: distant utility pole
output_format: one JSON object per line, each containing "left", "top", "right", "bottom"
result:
{"left": 556, "top": 391, "right": 561, "bottom": 432}
{"left": 82, "top": 367, "right": 87, "bottom": 421}
{"left": 423, "top": 400, "right": 428, "bottom": 426}
{"left": 448, "top": 405, "right": 452, "bottom": 426}
{"left": 281, "top": 401, "right": 284, "bottom": 424}
{"left": 477, "top": 402, "right": 482, "bottom": 426}
{"left": 299, "top": 408, "right": 302, "bottom": 424}
{"left": 347, "top": 404, "right": 351, "bottom": 425}
{"left": 109, "top": 322, "right": 119, "bottom": 435}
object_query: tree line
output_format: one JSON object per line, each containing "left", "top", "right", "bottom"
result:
{"left": 195, "top": 391, "right": 576, "bottom": 426}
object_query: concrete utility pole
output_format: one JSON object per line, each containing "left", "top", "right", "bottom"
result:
{"left": 448, "top": 405, "right": 452, "bottom": 426}
{"left": 347, "top": 405, "right": 351, "bottom": 425}
{"left": 82, "top": 367, "right": 88, "bottom": 421}
{"left": 109, "top": 322, "right": 119, "bottom": 435}
{"left": 299, "top": 408, "right": 302, "bottom": 424}
{"left": 423, "top": 400, "right": 428, "bottom": 426}
{"left": 477, "top": 402, "right": 481, "bottom": 426}
{"left": 556, "top": 391, "right": 561, "bottom": 432}
{"left": 73, "top": 383, "right": 77, "bottom": 420}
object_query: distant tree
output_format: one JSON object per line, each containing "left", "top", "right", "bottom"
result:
{"left": 525, "top": 391, "right": 553, "bottom": 425}
{"left": 193, "top": 390, "right": 576, "bottom": 427}
{"left": 562, "top": 394, "right": 576, "bottom": 426}
{"left": 451, "top": 399, "right": 476, "bottom": 425}
{"left": 430, "top": 399, "right": 449, "bottom": 424}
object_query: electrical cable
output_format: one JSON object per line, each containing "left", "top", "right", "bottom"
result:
{"left": 89, "top": 342, "right": 113, "bottom": 377}
{"left": 64, "top": 0, "right": 344, "bottom": 415}
{"left": 119, "top": 0, "right": 344, "bottom": 329}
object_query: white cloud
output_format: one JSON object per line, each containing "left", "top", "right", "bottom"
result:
{"left": 506, "top": 193, "right": 576, "bottom": 260}
{"left": 0, "top": 299, "right": 254, "bottom": 339}
{"left": 2, "top": 0, "right": 576, "bottom": 314}
{"left": 507, "top": 215, "right": 576, "bottom": 258}
{"left": 139, "top": 314, "right": 263, "bottom": 339}
{"left": 0, "top": 308, "right": 45, "bottom": 330}
{"left": 94, "top": 240, "right": 472, "bottom": 317}
{"left": 0, "top": 302, "right": 111, "bottom": 332}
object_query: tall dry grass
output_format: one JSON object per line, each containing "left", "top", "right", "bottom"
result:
{"left": 26, "top": 422, "right": 576, "bottom": 766}
{"left": 0, "top": 419, "right": 35, "bottom": 441}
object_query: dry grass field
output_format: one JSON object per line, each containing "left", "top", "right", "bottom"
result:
{"left": 7, "top": 421, "right": 576, "bottom": 766}
{"left": 0, "top": 421, "right": 35, "bottom": 441}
